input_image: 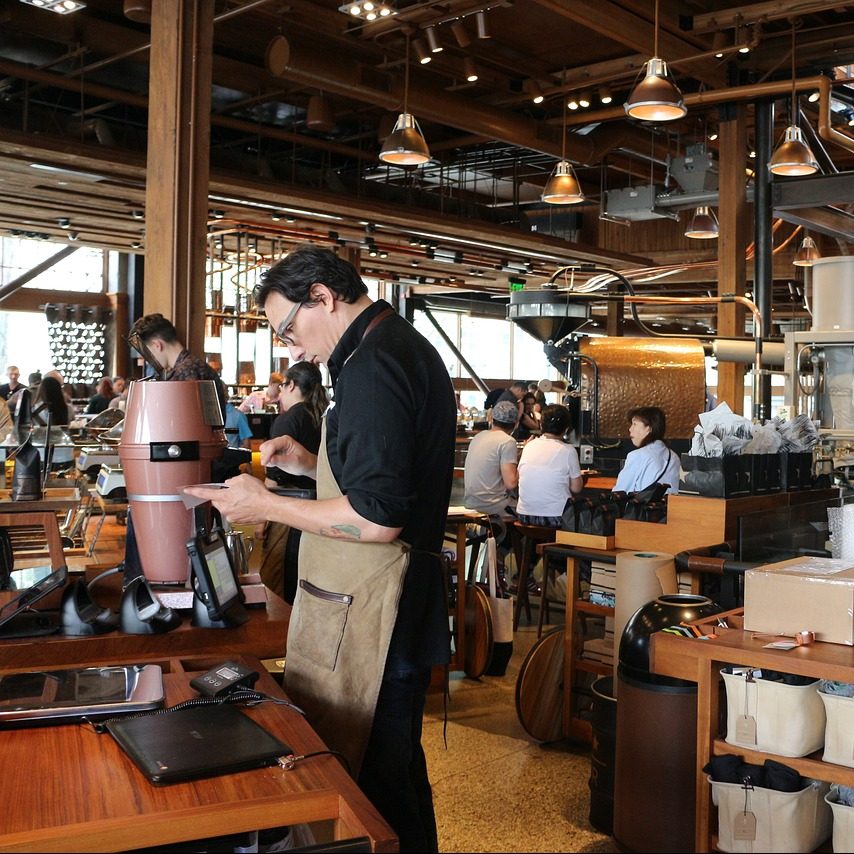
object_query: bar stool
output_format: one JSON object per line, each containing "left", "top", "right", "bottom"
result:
{"left": 510, "top": 521, "right": 558, "bottom": 634}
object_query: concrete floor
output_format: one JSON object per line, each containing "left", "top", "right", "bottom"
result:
{"left": 424, "top": 622, "right": 617, "bottom": 854}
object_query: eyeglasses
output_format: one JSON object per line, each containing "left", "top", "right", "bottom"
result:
{"left": 275, "top": 300, "right": 303, "bottom": 346}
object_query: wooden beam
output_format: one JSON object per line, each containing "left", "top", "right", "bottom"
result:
{"left": 691, "top": 0, "right": 850, "bottom": 34}
{"left": 143, "top": 0, "right": 214, "bottom": 358}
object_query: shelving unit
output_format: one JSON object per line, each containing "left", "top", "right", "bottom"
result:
{"left": 650, "top": 610, "right": 854, "bottom": 852}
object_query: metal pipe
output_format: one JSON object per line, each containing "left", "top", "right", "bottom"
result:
{"left": 0, "top": 246, "right": 78, "bottom": 303}
{"left": 420, "top": 304, "right": 491, "bottom": 396}
{"left": 754, "top": 98, "right": 774, "bottom": 420}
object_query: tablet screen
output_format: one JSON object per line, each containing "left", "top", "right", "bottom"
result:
{"left": 202, "top": 536, "right": 239, "bottom": 609}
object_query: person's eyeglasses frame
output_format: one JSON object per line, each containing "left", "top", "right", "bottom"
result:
{"left": 276, "top": 300, "right": 304, "bottom": 346}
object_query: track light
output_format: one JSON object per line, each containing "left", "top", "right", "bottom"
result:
{"left": 463, "top": 57, "right": 478, "bottom": 83}
{"left": 712, "top": 31, "right": 727, "bottom": 58}
{"left": 412, "top": 38, "right": 431, "bottom": 64}
{"left": 131, "top": 209, "right": 144, "bottom": 220}
{"left": 599, "top": 86, "right": 613, "bottom": 105}
{"left": 567, "top": 95, "right": 579, "bottom": 110}
{"left": 450, "top": 19, "right": 471, "bottom": 48}
{"left": 57, "top": 217, "right": 70, "bottom": 229}
{"left": 525, "top": 79, "right": 544, "bottom": 104}
{"left": 794, "top": 236, "right": 820, "bottom": 267}
{"left": 684, "top": 205, "right": 719, "bottom": 239}
{"left": 425, "top": 25, "right": 443, "bottom": 53}
{"left": 476, "top": 10, "right": 490, "bottom": 39}
{"left": 624, "top": 0, "right": 686, "bottom": 122}
{"left": 578, "top": 91, "right": 591, "bottom": 108}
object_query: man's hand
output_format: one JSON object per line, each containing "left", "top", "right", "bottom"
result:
{"left": 259, "top": 434, "right": 318, "bottom": 479}
{"left": 183, "top": 474, "right": 271, "bottom": 524}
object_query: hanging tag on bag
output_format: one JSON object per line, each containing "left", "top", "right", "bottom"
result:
{"left": 735, "top": 715, "right": 757, "bottom": 745}
{"left": 733, "top": 811, "right": 757, "bottom": 841}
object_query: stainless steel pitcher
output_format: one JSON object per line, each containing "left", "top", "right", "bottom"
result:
{"left": 224, "top": 530, "right": 253, "bottom": 576}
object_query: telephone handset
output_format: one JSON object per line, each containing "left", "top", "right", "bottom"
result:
{"left": 189, "top": 661, "right": 259, "bottom": 698}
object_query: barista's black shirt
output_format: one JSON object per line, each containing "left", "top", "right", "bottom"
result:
{"left": 326, "top": 299, "right": 456, "bottom": 670}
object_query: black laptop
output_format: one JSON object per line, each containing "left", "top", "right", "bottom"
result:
{"left": 105, "top": 702, "right": 290, "bottom": 784}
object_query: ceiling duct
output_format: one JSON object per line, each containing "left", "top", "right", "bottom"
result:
{"left": 507, "top": 289, "right": 590, "bottom": 343}
{"left": 670, "top": 143, "right": 718, "bottom": 194}
{"left": 604, "top": 184, "right": 678, "bottom": 221}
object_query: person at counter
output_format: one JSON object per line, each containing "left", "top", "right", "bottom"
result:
{"left": 85, "top": 377, "right": 114, "bottom": 415}
{"left": 238, "top": 372, "right": 284, "bottom": 414}
{"left": 185, "top": 244, "right": 456, "bottom": 854}
{"left": 127, "top": 313, "right": 227, "bottom": 413}
{"left": 614, "top": 405, "right": 680, "bottom": 494}
{"left": 516, "top": 404, "right": 584, "bottom": 526}
{"left": 463, "top": 399, "right": 519, "bottom": 517}
{"left": 0, "top": 366, "right": 23, "bottom": 403}
{"left": 258, "top": 360, "right": 328, "bottom": 604}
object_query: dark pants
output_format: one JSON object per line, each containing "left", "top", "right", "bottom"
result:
{"left": 357, "top": 666, "right": 438, "bottom": 853}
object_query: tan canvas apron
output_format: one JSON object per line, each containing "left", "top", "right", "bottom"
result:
{"left": 284, "top": 419, "right": 410, "bottom": 777}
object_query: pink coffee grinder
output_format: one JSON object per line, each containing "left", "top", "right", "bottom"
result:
{"left": 119, "top": 380, "right": 226, "bottom": 584}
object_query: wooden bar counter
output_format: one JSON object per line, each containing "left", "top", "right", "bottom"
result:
{"left": 0, "top": 655, "right": 397, "bottom": 852}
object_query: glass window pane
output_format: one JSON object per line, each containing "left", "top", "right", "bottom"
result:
{"left": 513, "top": 325, "right": 553, "bottom": 381}
{"left": 0, "top": 237, "right": 104, "bottom": 293}
{"left": 461, "top": 316, "right": 510, "bottom": 378}
{"left": 413, "top": 310, "right": 458, "bottom": 377}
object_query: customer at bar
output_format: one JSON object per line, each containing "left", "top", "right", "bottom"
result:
{"left": 186, "top": 244, "right": 456, "bottom": 853}
{"left": 516, "top": 403, "right": 584, "bottom": 526}
{"left": 463, "top": 399, "right": 519, "bottom": 518}
{"left": 614, "top": 405, "right": 680, "bottom": 494}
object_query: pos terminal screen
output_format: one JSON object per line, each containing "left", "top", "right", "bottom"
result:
{"left": 204, "top": 540, "right": 239, "bottom": 607}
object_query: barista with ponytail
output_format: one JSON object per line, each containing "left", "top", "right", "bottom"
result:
{"left": 258, "top": 361, "right": 329, "bottom": 602}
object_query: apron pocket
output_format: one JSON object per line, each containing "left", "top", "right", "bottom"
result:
{"left": 292, "top": 578, "right": 353, "bottom": 671}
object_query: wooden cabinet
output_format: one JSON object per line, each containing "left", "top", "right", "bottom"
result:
{"left": 650, "top": 611, "right": 854, "bottom": 852}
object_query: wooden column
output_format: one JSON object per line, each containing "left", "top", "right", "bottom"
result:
{"left": 143, "top": 0, "right": 214, "bottom": 357}
{"left": 716, "top": 104, "right": 749, "bottom": 414}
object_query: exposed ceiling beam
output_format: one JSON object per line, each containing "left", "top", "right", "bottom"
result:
{"left": 691, "top": 0, "right": 852, "bottom": 34}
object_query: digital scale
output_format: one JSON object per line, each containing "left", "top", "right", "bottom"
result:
{"left": 77, "top": 446, "right": 121, "bottom": 481}
{"left": 95, "top": 464, "right": 126, "bottom": 500}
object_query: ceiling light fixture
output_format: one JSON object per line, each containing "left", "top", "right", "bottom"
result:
{"left": 684, "top": 205, "right": 719, "bottom": 239}
{"left": 450, "top": 19, "right": 471, "bottom": 48}
{"left": 525, "top": 79, "right": 544, "bottom": 104}
{"left": 624, "top": 0, "right": 686, "bottom": 122}
{"left": 542, "top": 96, "right": 585, "bottom": 206}
{"left": 412, "top": 38, "right": 431, "bottom": 65}
{"left": 578, "top": 91, "right": 591, "bottom": 109}
{"left": 793, "top": 235, "right": 820, "bottom": 266}
{"left": 57, "top": 217, "right": 70, "bottom": 229}
{"left": 567, "top": 95, "right": 579, "bottom": 110}
{"left": 463, "top": 57, "right": 479, "bottom": 83}
{"left": 20, "top": 0, "right": 86, "bottom": 13}
{"left": 712, "top": 30, "right": 727, "bottom": 58}
{"left": 425, "top": 25, "right": 443, "bottom": 53}
{"left": 379, "top": 32, "right": 431, "bottom": 167}
{"left": 599, "top": 86, "right": 613, "bottom": 105}
{"left": 769, "top": 22, "right": 818, "bottom": 177}
{"left": 338, "top": 1, "right": 396, "bottom": 21}
{"left": 476, "top": 10, "right": 490, "bottom": 39}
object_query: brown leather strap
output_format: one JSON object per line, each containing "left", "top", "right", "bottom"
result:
{"left": 361, "top": 306, "right": 394, "bottom": 342}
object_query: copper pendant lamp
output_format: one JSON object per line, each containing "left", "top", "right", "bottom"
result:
{"left": 769, "top": 23, "right": 818, "bottom": 177}
{"left": 542, "top": 93, "right": 584, "bottom": 205}
{"left": 624, "top": 0, "right": 686, "bottom": 122}
{"left": 793, "top": 235, "right": 820, "bottom": 266}
{"left": 379, "top": 33, "right": 431, "bottom": 167}
{"left": 684, "top": 205, "right": 719, "bottom": 239}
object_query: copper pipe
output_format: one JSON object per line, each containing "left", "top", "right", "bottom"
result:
{"left": 566, "top": 74, "right": 827, "bottom": 127}
{"left": 817, "top": 74, "right": 854, "bottom": 156}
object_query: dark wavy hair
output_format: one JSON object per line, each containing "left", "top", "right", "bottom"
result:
{"left": 540, "top": 403, "right": 572, "bottom": 437}
{"left": 285, "top": 360, "right": 329, "bottom": 428}
{"left": 254, "top": 244, "right": 368, "bottom": 309}
{"left": 627, "top": 406, "right": 667, "bottom": 446}
{"left": 128, "top": 313, "right": 179, "bottom": 344}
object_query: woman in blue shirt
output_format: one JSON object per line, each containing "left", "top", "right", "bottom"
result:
{"left": 614, "top": 406, "right": 680, "bottom": 495}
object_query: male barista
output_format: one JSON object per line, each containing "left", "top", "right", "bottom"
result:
{"left": 127, "top": 313, "right": 226, "bottom": 413}
{"left": 186, "top": 245, "right": 456, "bottom": 853}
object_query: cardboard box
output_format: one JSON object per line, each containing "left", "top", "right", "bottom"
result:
{"left": 744, "top": 557, "right": 854, "bottom": 645}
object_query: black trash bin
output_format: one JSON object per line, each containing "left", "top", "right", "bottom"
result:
{"left": 589, "top": 675, "right": 617, "bottom": 834}
{"left": 613, "top": 594, "right": 721, "bottom": 853}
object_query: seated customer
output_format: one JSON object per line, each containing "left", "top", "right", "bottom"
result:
{"left": 516, "top": 404, "right": 584, "bottom": 527}
{"left": 85, "top": 377, "right": 114, "bottom": 415}
{"left": 463, "top": 399, "right": 519, "bottom": 517}
{"left": 614, "top": 405, "right": 680, "bottom": 494}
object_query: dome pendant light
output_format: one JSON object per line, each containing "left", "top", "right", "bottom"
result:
{"left": 793, "top": 235, "right": 820, "bottom": 266}
{"left": 685, "top": 205, "right": 719, "bottom": 239}
{"left": 624, "top": 0, "right": 686, "bottom": 122}
{"left": 542, "top": 87, "right": 584, "bottom": 205}
{"left": 769, "top": 23, "right": 818, "bottom": 177}
{"left": 379, "top": 32, "right": 431, "bottom": 167}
